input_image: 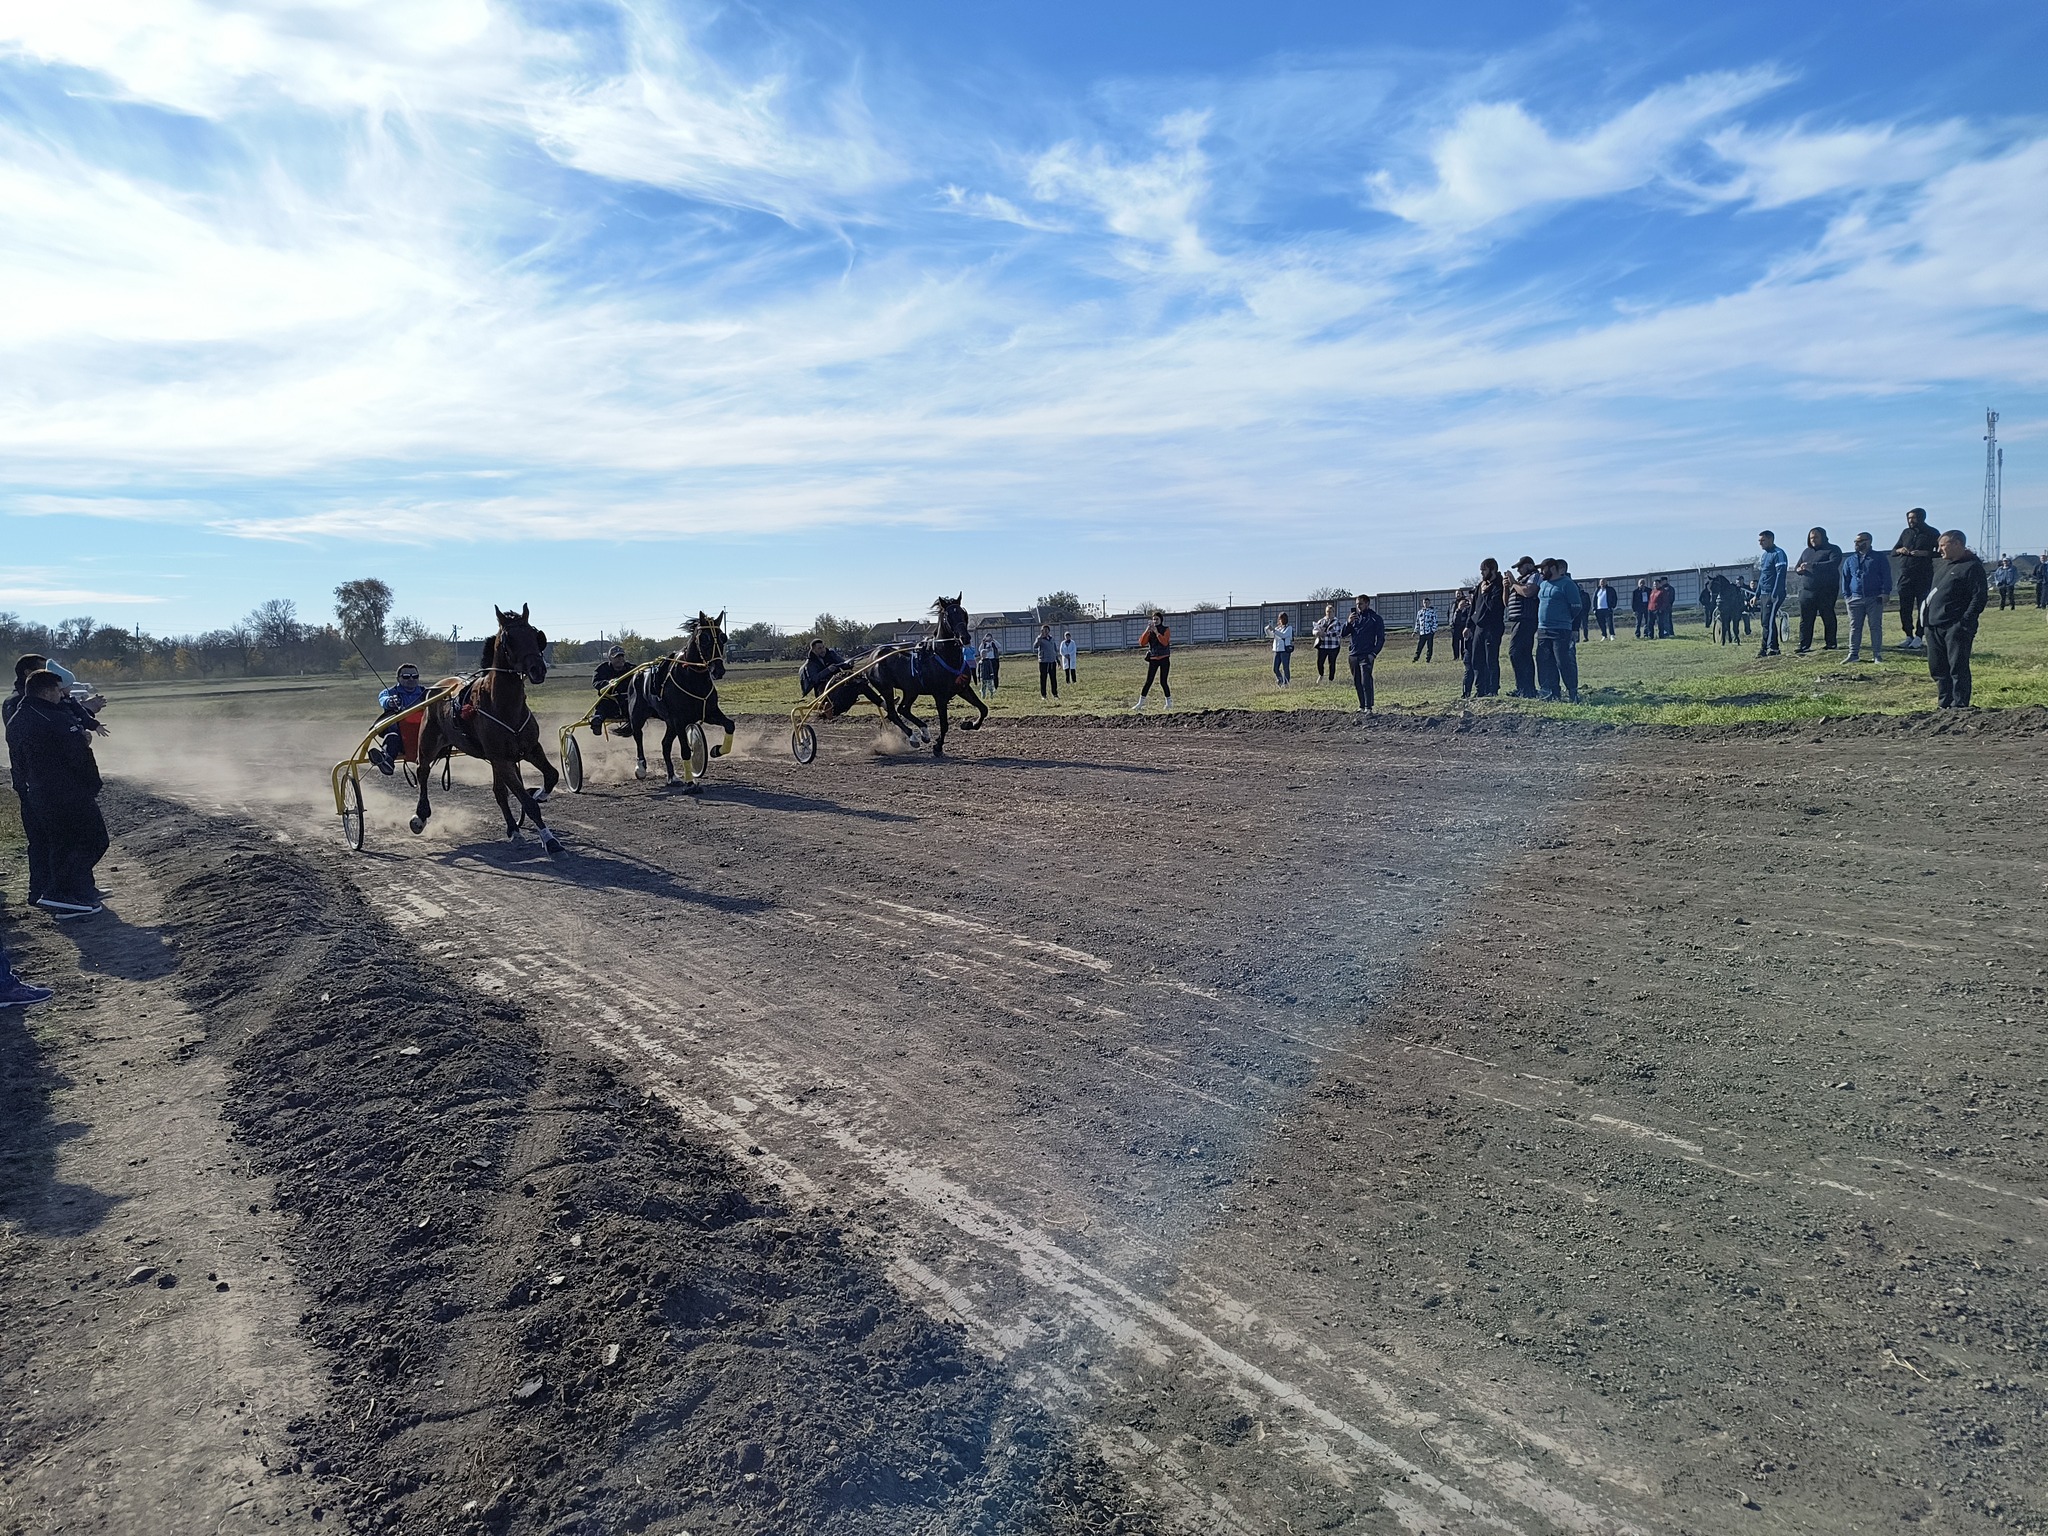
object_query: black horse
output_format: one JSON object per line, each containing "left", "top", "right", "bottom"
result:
{"left": 622, "top": 611, "right": 736, "bottom": 792}
{"left": 862, "top": 594, "right": 988, "bottom": 758}
{"left": 411, "top": 604, "right": 562, "bottom": 852}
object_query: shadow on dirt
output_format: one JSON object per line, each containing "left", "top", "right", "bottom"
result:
{"left": 52, "top": 907, "right": 179, "bottom": 983}
{"left": 707, "top": 784, "right": 915, "bottom": 822}
{"left": 966, "top": 755, "right": 1170, "bottom": 775}
{"left": 437, "top": 843, "right": 774, "bottom": 915}
{"left": 0, "top": 938, "right": 127, "bottom": 1238}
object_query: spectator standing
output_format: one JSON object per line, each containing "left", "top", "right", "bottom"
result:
{"left": 1755, "top": 532, "right": 1788, "bottom": 656}
{"left": 1534, "top": 559, "right": 1586, "bottom": 703}
{"left": 1593, "top": 579, "right": 1617, "bottom": 638}
{"left": 2035, "top": 555, "right": 2048, "bottom": 609}
{"left": 0, "top": 939, "right": 55, "bottom": 1008}
{"left": 1891, "top": 507, "right": 1940, "bottom": 652}
{"left": 1132, "top": 612, "right": 1172, "bottom": 712}
{"left": 979, "top": 633, "right": 1001, "bottom": 694}
{"left": 1339, "top": 594, "right": 1386, "bottom": 714}
{"left": 4, "top": 670, "right": 108, "bottom": 917}
{"left": 1448, "top": 591, "right": 1473, "bottom": 661}
{"left": 1793, "top": 527, "right": 1843, "bottom": 654}
{"left": 1630, "top": 578, "right": 1652, "bottom": 638}
{"left": 1505, "top": 557, "right": 1540, "bottom": 696}
{"left": 1034, "top": 624, "right": 1061, "bottom": 699}
{"left": 1265, "top": 612, "right": 1295, "bottom": 686}
{"left": 1994, "top": 558, "right": 2019, "bottom": 609}
{"left": 1312, "top": 603, "right": 1343, "bottom": 682}
{"left": 7, "top": 653, "right": 105, "bottom": 910}
{"left": 1412, "top": 598, "right": 1438, "bottom": 662}
{"left": 1463, "top": 561, "right": 1506, "bottom": 698}
{"left": 1059, "top": 630, "right": 1078, "bottom": 684}
{"left": 1925, "top": 530, "right": 1990, "bottom": 708}
{"left": 1842, "top": 532, "right": 1893, "bottom": 663}
{"left": 1650, "top": 577, "right": 1677, "bottom": 638}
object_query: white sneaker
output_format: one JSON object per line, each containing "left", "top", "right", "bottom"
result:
{"left": 1131, "top": 698, "right": 1146, "bottom": 713}
{"left": 1162, "top": 695, "right": 1173, "bottom": 711}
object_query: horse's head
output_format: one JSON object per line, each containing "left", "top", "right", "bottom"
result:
{"left": 688, "top": 609, "right": 728, "bottom": 680}
{"left": 931, "top": 593, "right": 970, "bottom": 641}
{"left": 493, "top": 603, "right": 549, "bottom": 685}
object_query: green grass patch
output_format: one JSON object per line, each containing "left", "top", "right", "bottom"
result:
{"left": 87, "top": 608, "right": 2048, "bottom": 732}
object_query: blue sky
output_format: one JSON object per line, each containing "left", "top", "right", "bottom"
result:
{"left": 2, "top": 0, "right": 2043, "bottom": 639}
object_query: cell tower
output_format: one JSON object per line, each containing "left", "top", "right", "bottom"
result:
{"left": 1980, "top": 408, "right": 2001, "bottom": 556}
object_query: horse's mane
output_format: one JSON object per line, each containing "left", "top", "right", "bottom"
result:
{"left": 478, "top": 635, "right": 497, "bottom": 670}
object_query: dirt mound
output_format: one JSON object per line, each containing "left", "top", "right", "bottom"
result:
{"left": 130, "top": 799, "right": 1155, "bottom": 1535}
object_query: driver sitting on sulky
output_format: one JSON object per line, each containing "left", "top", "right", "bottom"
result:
{"left": 366, "top": 663, "right": 428, "bottom": 776}
{"left": 589, "top": 644, "right": 633, "bottom": 735}
{"left": 799, "top": 638, "right": 849, "bottom": 700}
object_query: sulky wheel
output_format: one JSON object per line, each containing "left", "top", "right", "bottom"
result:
{"left": 341, "top": 770, "right": 365, "bottom": 852}
{"left": 686, "top": 723, "right": 710, "bottom": 781}
{"left": 564, "top": 733, "right": 584, "bottom": 794}
{"left": 792, "top": 723, "right": 817, "bottom": 764}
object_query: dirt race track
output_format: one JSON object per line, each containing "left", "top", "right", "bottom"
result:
{"left": 4, "top": 709, "right": 2046, "bottom": 1536}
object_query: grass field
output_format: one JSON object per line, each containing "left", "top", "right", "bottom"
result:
{"left": 87, "top": 604, "right": 2048, "bottom": 733}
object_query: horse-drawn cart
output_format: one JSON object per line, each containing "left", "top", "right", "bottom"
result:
{"left": 328, "top": 683, "right": 458, "bottom": 851}
{"left": 554, "top": 656, "right": 711, "bottom": 793}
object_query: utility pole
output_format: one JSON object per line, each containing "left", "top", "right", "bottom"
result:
{"left": 1981, "top": 408, "right": 2002, "bottom": 557}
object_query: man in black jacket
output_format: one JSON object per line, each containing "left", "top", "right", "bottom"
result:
{"left": 1891, "top": 507, "right": 1940, "bottom": 651}
{"left": 4, "top": 670, "right": 108, "bottom": 917}
{"left": 6, "top": 653, "right": 104, "bottom": 908}
{"left": 1925, "top": 531, "right": 1990, "bottom": 708}
{"left": 588, "top": 644, "right": 634, "bottom": 735}
{"left": 1793, "top": 526, "right": 1843, "bottom": 654}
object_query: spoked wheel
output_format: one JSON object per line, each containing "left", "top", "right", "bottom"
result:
{"left": 564, "top": 734, "right": 584, "bottom": 793}
{"left": 792, "top": 723, "right": 818, "bottom": 764}
{"left": 686, "top": 723, "right": 710, "bottom": 781}
{"left": 340, "top": 770, "right": 365, "bottom": 852}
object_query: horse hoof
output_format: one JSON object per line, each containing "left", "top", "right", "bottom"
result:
{"left": 542, "top": 833, "right": 564, "bottom": 855}
{"left": 932, "top": 745, "right": 945, "bottom": 758}
{"left": 683, "top": 782, "right": 702, "bottom": 796}
{"left": 532, "top": 787, "right": 551, "bottom": 803}
{"left": 408, "top": 816, "right": 425, "bottom": 835}
{"left": 634, "top": 764, "right": 648, "bottom": 781}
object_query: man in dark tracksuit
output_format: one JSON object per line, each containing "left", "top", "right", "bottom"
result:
{"left": 1339, "top": 594, "right": 1386, "bottom": 714}
{"left": 6, "top": 654, "right": 103, "bottom": 909}
{"left": 589, "top": 644, "right": 633, "bottom": 735}
{"left": 1792, "top": 527, "right": 1842, "bottom": 653}
{"left": 1924, "top": 531, "right": 1990, "bottom": 708}
{"left": 1505, "top": 557, "right": 1540, "bottom": 696}
{"left": 1891, "top": 507, "right": 1939, "bottom": 652}
{"left": 4, "top": 671, "right": 108, "bottom": 917}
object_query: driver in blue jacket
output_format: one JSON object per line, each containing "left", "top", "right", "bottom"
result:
{"left": 366, "top": 663, "right": 428, "bottom": 775}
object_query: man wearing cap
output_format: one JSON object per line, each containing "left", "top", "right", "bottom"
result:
{"left": 1891, "top": 507, "right": 1939, "bottom": 652}
{"left": 589, "top": 644, "right": 634, "bottom": 735}
{"left": 1754, "top": 533, "right": 1788, "bottom": 656}
{"left": 1841, "top": 532, "right": 1893, "bottom": 664}
{"left": 1925, "top": 530, "right": 1989, "bottom": 708}
{"left": 366, "top": 662, "right": 429, "bottom": 775}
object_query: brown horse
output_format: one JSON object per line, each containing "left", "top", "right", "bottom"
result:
{"left": 409, "top": 605, "right": 563, "bottom": 854}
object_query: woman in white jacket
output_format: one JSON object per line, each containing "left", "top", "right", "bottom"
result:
{"left": 1265, "top": 612, "right": 1295, "bottom": 687}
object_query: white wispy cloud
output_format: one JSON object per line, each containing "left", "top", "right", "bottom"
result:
{"left": 1368, "top": 68, "right": 1786, "bottom": 235}
{"left": 1702, "top": 119, "right": 1971, "bottom": 208}
{"left": 1029, "top": 110, "right": 1215, "bottom": 269}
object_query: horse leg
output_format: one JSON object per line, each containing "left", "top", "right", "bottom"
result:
{"left": 509, "top": 763, "right": 563, "bottom": 853}
{"left": 627, "top": 700, "right": 651, "bottom": 780}
{"left": 707, "top": 701, "right": 737, "bottom": 758}
{"left": 932, "top": 695, "right": 950, "bottom": 758}
{"left": 490, "top": 763, "right": 520, "bottom": 840}
{"left": 660, "top": 721, "right": 685, "bottom": 787}
{"left": 527, "top": 735, "right": 558, "bottom": 800}
{"left": 895, "top": 688, "right": 931, "bottom": 744}
{"left": 957, "top": 682, "right": 990, "bottom": 729}
{"left": 410, "top": 716, "right": 439, "bottom": 834}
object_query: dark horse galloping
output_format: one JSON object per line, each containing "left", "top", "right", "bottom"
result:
{"left": 411, "top": 604, "right": 563, "bottom": 853}
{"left": 622, "top": 611, "right": 736, "bottom": 792}
{"left": 864, "top": 594, "right": 988, "bottom": 758}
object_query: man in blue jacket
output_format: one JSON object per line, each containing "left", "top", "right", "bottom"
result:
{"left": 1534, "top": 559, "right": 1587, "bottom": 703}
{"left": 1754, "top": 531, "right": 1789, "bottom": 657}
{"left": 1841, "top": 531, "right": 1894, "bottom": 663}
{"left": 366, "top": 663, "right": 428, "bottom": 776}
{"left": 1338, "top": 593, "right": 1386, "bottom": 715}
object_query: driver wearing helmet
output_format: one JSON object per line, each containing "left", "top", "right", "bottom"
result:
{"left": 589, "top": 644, "right": 633, "bottom": 735}
{"left": 367, "top": 663, "right": 429, "bottom": 776}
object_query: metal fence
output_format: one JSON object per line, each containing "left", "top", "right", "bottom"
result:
{"left": 974, "top": 562, "right": 1761, "bottom": 657}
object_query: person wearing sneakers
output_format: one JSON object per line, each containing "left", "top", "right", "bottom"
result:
{"left": 1841, "top": 531, "right": 1893, "bottom": 663}
{"left": 0, "top": 939, "right": 55, "bottom": 1008}
{"left": 1891, "top": 507, "right": 1939, "bottom": 652}
{"left": 1339, "top": 593, "right": 1386, "bottom": 713}
{"left": 1133, "top": 612, "right": 1172, "bottom": 711}
{"left": 366, "top": 662, "right": 429, "bottom": 775}
{"left": 5, "top": 669, "right": 108, "bottom": 918}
